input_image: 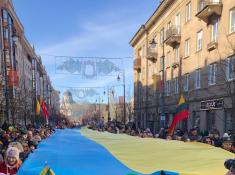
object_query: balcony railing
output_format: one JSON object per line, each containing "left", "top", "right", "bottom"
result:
{"left": 207, "top": 40, "right": 218, "bottom": 51}
{"left": 172, "top": 60, "right": 180, "bottom": 68}
{"left": 165, "top": 25, "right": 181, "bottom": 47}
{"left": 196, "top": 0, "right": 223, "bottom": 23}
{"left": 134, "top": 58, "right": 141, "bottom": 72}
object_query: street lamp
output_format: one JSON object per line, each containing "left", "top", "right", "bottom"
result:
{"left": 150, "top": 38, "right": 157, "bottom": 49}
{"left": 103, "top": 89, "right": 110, "bottom": 121}
{"left": 149, "top": 36, "right": 165, "bottom": 129}
{"left": 117, "top": 70, "right": 126, "bottom": 124}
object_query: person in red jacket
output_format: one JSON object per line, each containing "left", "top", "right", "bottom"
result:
{"left": 0, "top": 147, "right": 21, "bottom": 175}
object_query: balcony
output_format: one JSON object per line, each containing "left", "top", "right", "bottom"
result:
{"left": 165, "top": 26, "right": 181, "bottom": 47}
{"left": 134, "top": 58, "right": 141, "bottom": 72}
{"left": 196, "top": 0, "right": 223, "bottom": 23}
{"left": 207, "top": 40, "right": 218, "bottom": 51}
{"left": 147, "top": 50, "right": 158, "bottom": 63}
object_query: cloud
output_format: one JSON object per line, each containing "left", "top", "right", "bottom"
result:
{"left": 37, "top": 17, "right": 135, "bottom": 97}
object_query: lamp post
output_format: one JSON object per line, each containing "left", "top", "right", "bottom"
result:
{"left": 149, "top": 36, "right": 165, "bottom": 129}
{"left": 96, "top": 95, "right": 101, "bottom": 120}
{"left": 103, "top": 89, "right": 110, "bottom": 121}
{"left": 117, "top": 70, "right": 126, "bottom": 124}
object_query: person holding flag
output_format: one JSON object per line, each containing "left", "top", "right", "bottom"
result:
{"left": 168, "top": 95, "right": 189, "bottom": 136}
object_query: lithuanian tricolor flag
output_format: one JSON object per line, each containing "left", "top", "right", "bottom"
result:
{"left": 40, "top": 164, "right": 55, "bottom": 175}
{"left": 168, "top": 95, "right": 189, "bottom": 135}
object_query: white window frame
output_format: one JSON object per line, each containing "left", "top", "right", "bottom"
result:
{"left": 226, "top": 57, "right": 235, "bottom": 81}
{"left": 185, "top": 2, "right": 191, "bottom": 23}
{"left": 211, "top": 18, "right": 219, "bottom": 42}
{"left": 197, "top": 30, "right": 203, "bottom": 51}
{"left": 138, "top": 48, "right": 142, "bottom": 58}
{"left": 174, "top": 77, "right": 179, "bottom": 94}
{"left": 167, "top": 51, "right": 171, "bottom": 67}
{"left": 167, "top": 21, "right": 172, "bottom": 31}
{"left": 175, "top": 13, "right": 181, "bottom": 33}
{"left": 230, "top": 8, "right": 235, "bottom": 33}
{"left": 185, "top": 38, "right": 190, "bottom": 57}
{"left": 195, "top": 69, "right": 201, "bottom": 89}
{"left": 184, "top": 74, "right": 189, "bottom": 91}
{"left": 175, "top": 46, "right": 180, "bottom": 63}
{"left": 208, "top": 63, "right": 217, "bottom": 85}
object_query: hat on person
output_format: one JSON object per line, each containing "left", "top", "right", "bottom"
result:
{"left": 223, "top": 133, "right": 230, "bottom": 138}
{"left": 20, "top": 129, "right": 27, "bottom": 135}
{"left": 28, "top": 140, "right": 38, "bottom": 148}
{"left": 8, "top": 142, "right": 24, "bottom": 153}
{"left": 223, "top": 136, "right": 233, "bottom": 143}
{"left": 5, "top": 147, "right": 19, "bottom": 160}
{"left": 8, "top": 126, "right": 14, "bottom": 132}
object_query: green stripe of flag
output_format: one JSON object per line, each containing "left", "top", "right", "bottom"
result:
{"left": 175, "top": 103, "right": 189, "bottom": 114}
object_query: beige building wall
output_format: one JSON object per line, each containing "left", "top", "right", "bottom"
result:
{"left": 0, "top": 0, "right": 57, "bottom": 124}
{"left": 131, "top": 0, "right": 235, "bottom": 134}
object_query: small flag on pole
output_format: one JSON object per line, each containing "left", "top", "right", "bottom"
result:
{"left": 40, "top": 164, "right": 55, "bottom": 175}
{"left": 168, "top": 95, "right": 189, "bottom": 136}
{"left": 41, "top": 100, "right": 49, "bottom": 123}
{"left": 36, "top": 98, "right": 41, "bottom": 116}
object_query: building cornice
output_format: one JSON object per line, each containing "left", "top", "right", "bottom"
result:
{"left": 130, "top": 0, "right": 173, "bottom": 47}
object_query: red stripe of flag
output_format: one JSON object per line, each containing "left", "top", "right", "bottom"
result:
{"left": 168, "top": 109, "right": 189, "bottom": 135}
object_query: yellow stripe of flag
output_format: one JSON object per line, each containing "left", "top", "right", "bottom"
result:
{"left": 36, "top": 99, "right": 41, "bottom": 116}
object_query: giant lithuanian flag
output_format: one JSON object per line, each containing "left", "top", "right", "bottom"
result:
{"left": 168, "top": 95, "right": 189, "bottom": 135}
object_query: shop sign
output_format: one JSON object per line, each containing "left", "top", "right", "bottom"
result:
{"left": 200, "top": 98, "right": 224, "bottom": 110}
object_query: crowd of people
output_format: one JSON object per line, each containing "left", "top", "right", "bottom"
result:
{"left": 0, "top": 120, "right": 69, "bottom": 175}
{"left": 0, "top": 117, "right": 233, "bottom": 175}
{"left": 87, "top": 118, "right": 235, "bottom": 154}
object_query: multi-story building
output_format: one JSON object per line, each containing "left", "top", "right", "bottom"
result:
{"left": 51, "top": 89, "right": 60, "bottom": 115}
{"left": 0, "top": 0, "right": 59, "bottom": 125}
{"left": 130, "top": 0, "right": 235, "bottom": 135}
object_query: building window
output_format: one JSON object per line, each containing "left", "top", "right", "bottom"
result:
{"left": 174, "top": 77, "right": 179, "bottom": 94}
{"left": 166, "top": 80, "right": 171, "bottom": 96}
{"left": 197, "top": 30, "right": 203, "bottom": 51}
{"left": 230, "top": 8, "right": 235, "bottom": 33}
{"left": 198, "top": 0, "right": 205, "bottom": 12}
{"left": 138, "top": 48, "right": 142, "bottom": 58}
{"left": 185, "top": 2, "right": 191, "bottom": 23}
{"left": 195, "top": 69, "right": 201, "bottom": 89}
{"left": 174, "top": 46, "right": 180, "bottom": 62}
{"left": 225, "top": 110, "right": 233, "bottom": 132}
{"left": 185, "top": 38, "right": 190, "bottom": 57}
{"left": 226, "top": 57, "right": 235, "bottom": 81}
{"left": 160, "top": 28, "right": 164, "bottom": 45}
{"left": 167, "top": 51, "right": 171, "bottom": 67}
{"left": 175, "top": 13, "right": 180, "bottom": 34}
{"left": 183, "top": 74, "right": 189, "bottom": 91}
{"left": 208, "top": 63, "right": 217, "bottom": 85}
{"left": 211, "top": 18, "right": 219, "bottom": 42}
{"left": 167, "top": 21, "right": 171, "bottom": 30}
